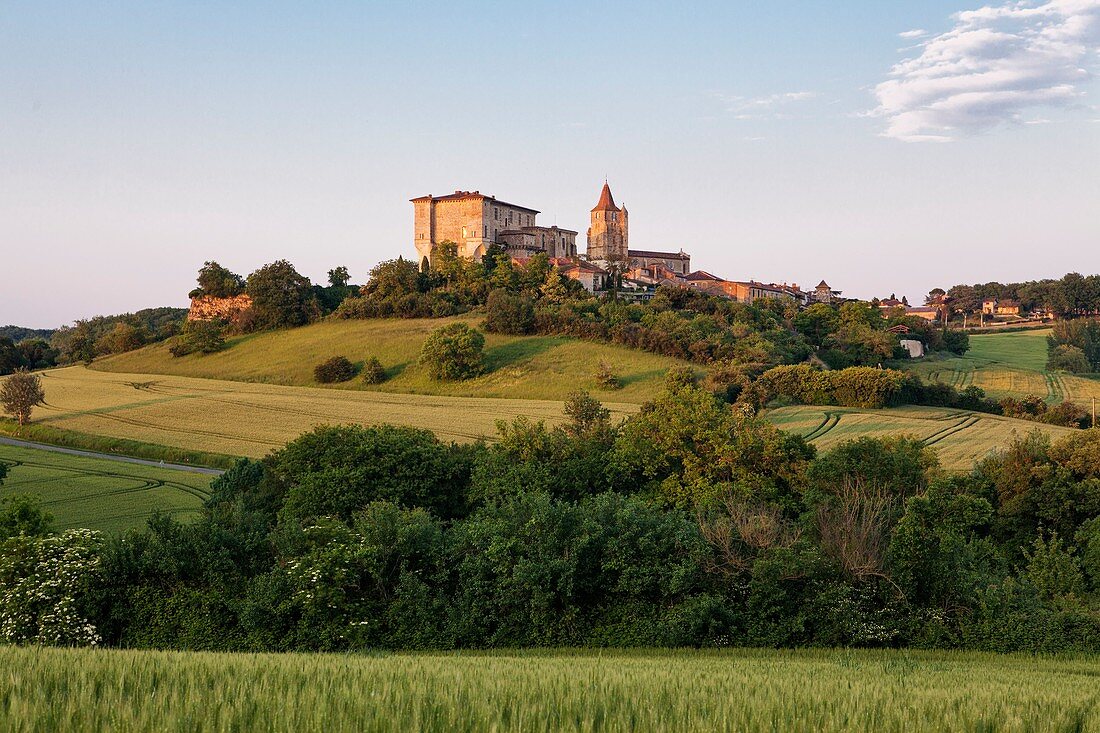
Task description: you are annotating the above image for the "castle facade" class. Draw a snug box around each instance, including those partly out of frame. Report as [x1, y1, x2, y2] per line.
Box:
[410, 190, 577, 268]
[409, 182, 689, 278]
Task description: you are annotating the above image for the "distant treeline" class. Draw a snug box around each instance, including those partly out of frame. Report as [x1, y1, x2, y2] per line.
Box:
[947, 272, 1100, 317]
[0, 307, 187, 375]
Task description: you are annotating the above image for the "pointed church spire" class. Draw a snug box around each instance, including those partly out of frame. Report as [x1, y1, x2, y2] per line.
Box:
[591, 181, 620, 212]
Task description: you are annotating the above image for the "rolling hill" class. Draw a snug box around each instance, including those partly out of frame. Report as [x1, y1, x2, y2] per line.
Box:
[907, 328, 1100, 406]
[95, 317, 696, 403]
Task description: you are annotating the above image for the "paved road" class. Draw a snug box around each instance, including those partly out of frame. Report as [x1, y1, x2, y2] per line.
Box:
[0, 436, 225, 476]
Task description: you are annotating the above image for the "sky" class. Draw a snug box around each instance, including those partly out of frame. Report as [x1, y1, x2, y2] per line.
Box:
[2, 0, 1098, 328]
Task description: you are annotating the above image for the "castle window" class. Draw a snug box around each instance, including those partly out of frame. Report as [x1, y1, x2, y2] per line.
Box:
[462, 226, 467, 238]
[484, 225, 487, 237]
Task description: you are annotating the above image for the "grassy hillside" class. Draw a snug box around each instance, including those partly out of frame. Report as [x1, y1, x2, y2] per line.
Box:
[4, 646, 1099, 733]
[31, 366, 641, 458]
[908, 328, 1100, 405]
[96, 317, 694, 403]
[767, 404, 1076, 471]
[0, 443, 210, 533]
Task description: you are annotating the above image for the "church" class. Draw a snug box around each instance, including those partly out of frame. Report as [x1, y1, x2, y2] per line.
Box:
[410, 182, 690, 276]
[585, 182, 690, 275]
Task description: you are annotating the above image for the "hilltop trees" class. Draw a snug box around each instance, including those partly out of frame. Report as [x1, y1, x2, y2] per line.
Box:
[191, 261, 245, 299]
[244, 260, 319, 331]
[1, 370, 45, 426]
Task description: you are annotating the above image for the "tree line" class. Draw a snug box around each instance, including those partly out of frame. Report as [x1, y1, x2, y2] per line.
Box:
[947, 272, 1100, 318]
[2, 373, 1099, 653]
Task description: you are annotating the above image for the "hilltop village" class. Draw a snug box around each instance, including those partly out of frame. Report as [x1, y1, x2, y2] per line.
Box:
[412, 182, 844, 308]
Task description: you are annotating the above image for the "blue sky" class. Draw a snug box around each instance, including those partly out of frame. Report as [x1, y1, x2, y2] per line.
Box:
[2, 1, 1098, 327]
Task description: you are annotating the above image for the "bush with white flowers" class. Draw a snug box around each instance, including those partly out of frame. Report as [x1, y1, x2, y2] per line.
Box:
[0, 529, 105, 646]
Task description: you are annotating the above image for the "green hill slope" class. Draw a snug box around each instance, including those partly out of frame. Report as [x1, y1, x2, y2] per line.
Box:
[96, 317, 693, 403]
[907, 328, 1100, 406]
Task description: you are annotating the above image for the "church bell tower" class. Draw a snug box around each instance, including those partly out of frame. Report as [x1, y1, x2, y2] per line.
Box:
[586, 182, 628, 264]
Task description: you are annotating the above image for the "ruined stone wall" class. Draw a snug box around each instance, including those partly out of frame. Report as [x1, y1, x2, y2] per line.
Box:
[187, 294, 253, 323]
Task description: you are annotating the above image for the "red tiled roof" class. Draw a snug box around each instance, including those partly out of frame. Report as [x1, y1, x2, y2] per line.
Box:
[684, 270, 723, 282]
[410, 190, 540, 214]
[591, 182, 620, 212]
[629, 249, 690, 261]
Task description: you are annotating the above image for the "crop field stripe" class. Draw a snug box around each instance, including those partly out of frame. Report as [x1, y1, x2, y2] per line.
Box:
[923, 416, 982, 447]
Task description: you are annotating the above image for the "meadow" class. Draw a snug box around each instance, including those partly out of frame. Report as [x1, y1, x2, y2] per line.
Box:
[28, 366, 641, 458]
[766, 403, 1075, 470]
[908, 328, 1100, 405]
[96, 316, 693, 402]
[0, 442, 211, 533]
[2, 646, 1099, 733]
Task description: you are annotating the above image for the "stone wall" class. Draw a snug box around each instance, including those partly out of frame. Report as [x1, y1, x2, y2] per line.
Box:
[187, 294, 253, 323]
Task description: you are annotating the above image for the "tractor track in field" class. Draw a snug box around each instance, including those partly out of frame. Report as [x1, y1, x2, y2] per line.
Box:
[0, 455, 213, 501]
[803, 412, 841, 442]
[923, 416, 982, 447]
[140, 384, 493, 442]
[38, 402, 285, 449]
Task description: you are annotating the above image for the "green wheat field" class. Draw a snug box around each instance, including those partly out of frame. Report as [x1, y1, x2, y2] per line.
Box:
[0, 443, 211, 533]
[2, 646, 1098, 732]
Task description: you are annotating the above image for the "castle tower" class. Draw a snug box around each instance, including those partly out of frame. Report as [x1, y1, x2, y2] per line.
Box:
[586, 182, 628, 263]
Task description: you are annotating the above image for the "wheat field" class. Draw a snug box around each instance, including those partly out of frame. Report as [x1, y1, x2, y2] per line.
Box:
[2, 646, 1098, 733]
[30, 366, 641, 458]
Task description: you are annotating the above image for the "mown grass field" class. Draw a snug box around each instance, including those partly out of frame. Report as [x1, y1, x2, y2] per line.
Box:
[2, 646, 1099, 733]
[909, 328, 1100, 405]
[30, 366, 641, 458]
[97, 316, 693, 403]
[0, 443, 211, 533]
[767, 404, 1075, 470]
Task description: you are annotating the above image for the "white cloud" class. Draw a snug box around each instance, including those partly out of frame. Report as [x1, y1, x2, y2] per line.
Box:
[899, 29, 929, 39]
[871, 0, 1100, 141]
[714, 91, 817, 119]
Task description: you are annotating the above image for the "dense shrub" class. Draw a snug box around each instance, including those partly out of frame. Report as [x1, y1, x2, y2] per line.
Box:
[1048, 344, 1091, 373]
[483, 289, 535, 335]
[313, 356, 357, 384]
[595, 360, 621, 389]
[169, 320, 226, 357]
[419, 323, 485, 380]
[361, 357, 386, 384]
[7, 378, 1100, 654]
[754, 365, 908, 409]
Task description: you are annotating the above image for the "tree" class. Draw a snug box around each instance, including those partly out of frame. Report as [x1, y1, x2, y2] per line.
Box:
[0, 495, 54, 541]
[193, 261, 245, 298]
[484, 289, 535, 334]
[327, 266, 351, 288]
[419, 323, 485, 380]
[1, 370, 45, 426]
[245, 260, 319, 330]
[169, 320, 226, 356]
[95, 322, 146, 355]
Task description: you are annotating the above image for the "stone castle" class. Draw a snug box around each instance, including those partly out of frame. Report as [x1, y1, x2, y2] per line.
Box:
[410, 182, 689, 275]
